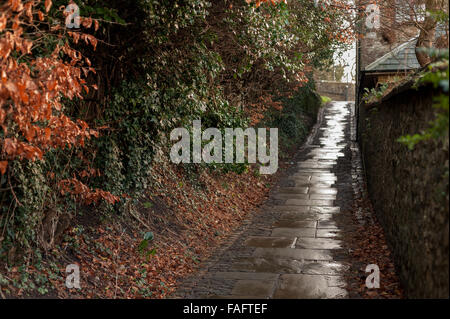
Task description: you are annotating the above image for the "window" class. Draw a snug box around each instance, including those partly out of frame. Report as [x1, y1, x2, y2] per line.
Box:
[395, 0, 426, 23]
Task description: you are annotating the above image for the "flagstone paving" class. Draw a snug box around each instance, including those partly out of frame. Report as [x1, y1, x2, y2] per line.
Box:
[174, 101, 354, 299]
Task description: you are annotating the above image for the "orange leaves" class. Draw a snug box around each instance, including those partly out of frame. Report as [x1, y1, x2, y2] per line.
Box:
[46, 79, 57, 91]
[68, 28, 99, 51]
[45, 0, 52, 13]
[79, 167, 100, 179]
[247, 93, 286, 125]
[0, 108, 6, 125]
[68, 31, 80, 44]
[38, 10, 44, 21]
[24, 2, 33, 22]
[3, 138, 17, 156]
[2, 138, 43, 161]
[24, 126, 35, 142]
[58, 178, 120, 205]
[9, 0, 24, 12]
[0, 15, 7, 32]
[22, 39, 33, 54]
[81, 33, 98, 51]
[0, 0, 111, 203]
[0, 161, 7, 175]
[246, 0, 287, 8]
[44, 127, 51, 142]
[81, 17, 93, 29]
[0, 32, 13, 60]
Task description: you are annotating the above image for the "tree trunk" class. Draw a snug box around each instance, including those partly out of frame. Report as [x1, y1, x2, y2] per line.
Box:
[415, 0, 441, 67]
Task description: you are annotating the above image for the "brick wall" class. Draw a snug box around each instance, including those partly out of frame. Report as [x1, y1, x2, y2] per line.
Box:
[358, 0, 419, 70]
[359, 84, 449, 298]
[315, 81, 355, 101]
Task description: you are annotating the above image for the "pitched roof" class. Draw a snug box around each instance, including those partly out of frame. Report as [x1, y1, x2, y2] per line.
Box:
[365, 24, 448, 72]
[365, 38, 420, 72]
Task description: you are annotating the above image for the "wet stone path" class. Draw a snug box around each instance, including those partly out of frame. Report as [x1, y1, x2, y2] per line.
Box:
[175, 102, 354, 299]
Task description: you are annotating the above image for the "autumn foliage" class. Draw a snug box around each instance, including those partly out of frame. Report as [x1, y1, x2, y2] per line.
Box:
[0, 0, 357, 298]
[245, 0, 288, 7]
[0, 0, 118, 204]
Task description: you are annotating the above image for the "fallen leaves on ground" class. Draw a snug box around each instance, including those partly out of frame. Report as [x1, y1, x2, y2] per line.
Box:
[1, 160, 282, 299]
[343, 195, 404, 299]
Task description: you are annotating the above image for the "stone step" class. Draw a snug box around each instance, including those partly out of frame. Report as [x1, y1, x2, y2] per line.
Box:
[273, 193, 335, 200]
[310, 206, 340, 214]
[295, 238, 342, 250]
[244, 236, 296, 248]
[271, 228, 315, 237]
[272, 274, 348, 299]
[284, 199, 334, 206]
[309, 188, 338, 195]
[272, 220, 317, 228]
[252, 247, 334, 261]
[272, 205, 311, 212]
[276, 187, 309, 194]
[279, 212, 334, 221]
[316, 229, 341, 238]
[231, 258, 349, 276]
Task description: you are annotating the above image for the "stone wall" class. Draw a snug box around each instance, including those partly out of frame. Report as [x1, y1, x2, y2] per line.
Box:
[359, 84, 449, 298]
[316, 81, 355, 101]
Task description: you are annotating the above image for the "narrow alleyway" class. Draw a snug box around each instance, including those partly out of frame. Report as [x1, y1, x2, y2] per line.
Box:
[175, 101, 357, 298]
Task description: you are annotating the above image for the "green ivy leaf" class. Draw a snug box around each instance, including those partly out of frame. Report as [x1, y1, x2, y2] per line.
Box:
[143, 231, 154, 241]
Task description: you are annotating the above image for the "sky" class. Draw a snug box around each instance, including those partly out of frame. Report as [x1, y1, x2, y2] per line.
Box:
[336, 42, 357, 83]
[335, 0, 357, 83]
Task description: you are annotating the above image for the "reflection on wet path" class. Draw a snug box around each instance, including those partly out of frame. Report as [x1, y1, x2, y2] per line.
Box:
[176, 102, 352, 299]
